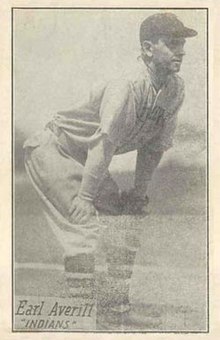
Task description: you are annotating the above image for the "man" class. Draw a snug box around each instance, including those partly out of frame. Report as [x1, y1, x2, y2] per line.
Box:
[24, 12, 197, 328]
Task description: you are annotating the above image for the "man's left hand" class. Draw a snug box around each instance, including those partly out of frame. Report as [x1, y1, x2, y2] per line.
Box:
[120, 189, 149, 215]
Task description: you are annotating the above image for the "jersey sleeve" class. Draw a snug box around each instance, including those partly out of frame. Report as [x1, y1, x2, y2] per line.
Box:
[98, 78, 136, 146]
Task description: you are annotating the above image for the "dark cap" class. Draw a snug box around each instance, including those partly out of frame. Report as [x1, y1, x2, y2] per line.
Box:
[140, 13, 197, 43]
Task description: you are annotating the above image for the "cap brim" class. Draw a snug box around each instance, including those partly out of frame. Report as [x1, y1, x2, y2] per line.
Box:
[180, 26, 198, 38]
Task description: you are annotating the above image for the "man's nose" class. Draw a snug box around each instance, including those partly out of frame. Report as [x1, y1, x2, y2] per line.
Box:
[175, 47, 185, 56]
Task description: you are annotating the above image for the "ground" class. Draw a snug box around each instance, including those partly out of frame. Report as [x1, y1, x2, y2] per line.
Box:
[14, 143, 207, 332]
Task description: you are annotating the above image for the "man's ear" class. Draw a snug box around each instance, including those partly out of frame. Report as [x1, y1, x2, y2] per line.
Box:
[142, 40, 153, 58]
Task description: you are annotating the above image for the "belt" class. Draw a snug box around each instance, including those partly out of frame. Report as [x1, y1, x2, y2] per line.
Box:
[45, 120, 62, 138]
[45, 121, 87, 163]
[45, 120, 72, 156]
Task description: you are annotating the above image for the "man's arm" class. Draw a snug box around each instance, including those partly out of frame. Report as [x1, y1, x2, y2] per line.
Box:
[70, 78, 134, 223]
[134, 146, 164, 199]
[69, 135, 117, 223]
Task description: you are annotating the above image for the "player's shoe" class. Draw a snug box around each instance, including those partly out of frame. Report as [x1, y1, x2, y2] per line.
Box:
[97, 301, 162, 330]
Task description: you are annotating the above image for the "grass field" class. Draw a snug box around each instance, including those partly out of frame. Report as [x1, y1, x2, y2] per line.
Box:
[14, 143, 208, 331]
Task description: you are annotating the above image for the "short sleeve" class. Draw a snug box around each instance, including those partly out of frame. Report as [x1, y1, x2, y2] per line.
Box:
[99, 79, 136, 146]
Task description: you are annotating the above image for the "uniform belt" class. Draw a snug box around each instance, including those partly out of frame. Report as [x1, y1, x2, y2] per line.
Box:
[45, 121, 86, 163]
[46, 120, 72, 155]
[46, 120, 62, 137]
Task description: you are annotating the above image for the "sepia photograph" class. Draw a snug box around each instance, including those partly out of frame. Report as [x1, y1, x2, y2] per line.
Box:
[13, 7, 208, 332]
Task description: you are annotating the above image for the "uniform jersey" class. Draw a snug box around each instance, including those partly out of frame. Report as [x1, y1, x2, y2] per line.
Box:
[45, 58, 184, 157]
[24, 58, 184, 158]
[23, 58, 185, 258]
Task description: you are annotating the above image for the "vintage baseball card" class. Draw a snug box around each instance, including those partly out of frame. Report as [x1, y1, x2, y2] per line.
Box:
[0, 0, 219, 339]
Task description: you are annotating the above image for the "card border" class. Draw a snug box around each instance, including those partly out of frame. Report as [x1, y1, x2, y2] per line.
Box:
[11, 6, 209, 334]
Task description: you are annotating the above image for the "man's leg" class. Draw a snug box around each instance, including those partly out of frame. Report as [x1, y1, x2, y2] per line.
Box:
[96, 244, 138, 329]
[95, 214, 141, 329]
[24, 129, 102, 300]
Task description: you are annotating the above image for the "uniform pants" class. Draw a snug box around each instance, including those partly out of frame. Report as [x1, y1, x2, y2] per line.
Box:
[24, 128, 140, 309]
[24, 128, 120, 257]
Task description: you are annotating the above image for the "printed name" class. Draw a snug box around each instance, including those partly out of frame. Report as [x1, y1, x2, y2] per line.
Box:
[15, 299, 94, 317]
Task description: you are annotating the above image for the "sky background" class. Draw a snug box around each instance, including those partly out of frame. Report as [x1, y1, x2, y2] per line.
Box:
[14, 9, 207, 138]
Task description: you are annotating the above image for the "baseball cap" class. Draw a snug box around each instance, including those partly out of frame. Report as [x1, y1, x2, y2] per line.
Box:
[140, 13, 198, 43]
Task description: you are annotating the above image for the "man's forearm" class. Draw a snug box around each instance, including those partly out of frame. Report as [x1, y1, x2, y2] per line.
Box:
[78, 136, 116, 201]
[134, 148, 163, 198]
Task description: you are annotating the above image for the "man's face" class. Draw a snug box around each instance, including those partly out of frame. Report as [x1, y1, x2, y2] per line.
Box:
[151, 36, 186, 73]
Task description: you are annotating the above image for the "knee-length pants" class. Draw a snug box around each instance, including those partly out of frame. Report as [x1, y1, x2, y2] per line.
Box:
[24, 128, 119, 257]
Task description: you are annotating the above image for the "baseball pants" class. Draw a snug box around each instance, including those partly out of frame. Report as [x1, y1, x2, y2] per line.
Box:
[24, 127, 120, 257]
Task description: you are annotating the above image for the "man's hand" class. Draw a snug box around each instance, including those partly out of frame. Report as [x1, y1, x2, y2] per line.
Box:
[69, 196, 97, 224]
[120, 189, 149, 215]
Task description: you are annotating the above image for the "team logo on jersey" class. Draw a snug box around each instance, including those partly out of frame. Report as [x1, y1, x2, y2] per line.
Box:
[137, 103, 166, 124]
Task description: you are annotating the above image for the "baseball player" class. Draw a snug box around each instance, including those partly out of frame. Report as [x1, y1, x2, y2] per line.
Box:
[24, 13, 197, 328]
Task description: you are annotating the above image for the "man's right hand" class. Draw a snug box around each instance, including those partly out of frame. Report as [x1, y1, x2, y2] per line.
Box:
[69, 196, 97, 224]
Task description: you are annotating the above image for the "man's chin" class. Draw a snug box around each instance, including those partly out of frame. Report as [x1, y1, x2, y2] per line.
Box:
[169, 65, 181, 74]
[172, 63, 182, 73]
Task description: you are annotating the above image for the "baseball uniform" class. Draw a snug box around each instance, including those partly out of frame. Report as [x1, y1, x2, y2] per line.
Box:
[24, 56, 184, 266]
